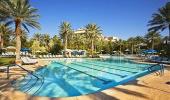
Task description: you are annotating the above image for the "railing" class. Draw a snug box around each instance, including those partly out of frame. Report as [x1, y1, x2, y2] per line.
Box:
[7, 64, 39, 79]
[6, 64, 44, 95]
[147, 63, 164, 76]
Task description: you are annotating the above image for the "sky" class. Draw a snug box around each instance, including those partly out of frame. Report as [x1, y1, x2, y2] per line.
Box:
[29, 0, 168, 40]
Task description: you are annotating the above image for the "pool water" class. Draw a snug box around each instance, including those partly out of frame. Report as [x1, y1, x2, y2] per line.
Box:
[13, 56, 155, 98]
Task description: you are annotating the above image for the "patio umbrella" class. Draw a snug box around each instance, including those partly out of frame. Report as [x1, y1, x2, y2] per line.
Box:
[1, 48, 7, 50]
[6, 46, 16, 52]
[0, 48, 7, 53]
[6, 46, 16, 49]
[125, 49, 130, 52]
[21, 48, 31, 55]
[143, 49, 157, 54]
[113, 51, 117, 53]
[36, 50, 41, 53]
[20, 48, 30, 52]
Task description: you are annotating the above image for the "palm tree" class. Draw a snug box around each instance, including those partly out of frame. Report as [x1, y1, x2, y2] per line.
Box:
[20, 30, 30, 48]
[33, 33, 42, 41]
[145, 31, 161, 49]
[73, 33, 86, 50]
[85, 24, 101, 57]
[127, 37, 135, 54]
[0, 23, 12, 48]
[42, 34, 50, 51]
[0, 0, 40, 63]
[148, 2, 170, 40]
[134, 36, 145, 53]
[59, 22, 72, 56]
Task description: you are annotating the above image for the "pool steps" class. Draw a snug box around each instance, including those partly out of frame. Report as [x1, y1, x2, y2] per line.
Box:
[7, 64, 44, 95]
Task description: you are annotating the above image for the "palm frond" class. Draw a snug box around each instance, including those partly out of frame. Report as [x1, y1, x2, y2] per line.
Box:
[22, 23, 29, 32]
[5, 20, 14, 26]
[148, 2, 170, 34]
[0, 0, 41, 32]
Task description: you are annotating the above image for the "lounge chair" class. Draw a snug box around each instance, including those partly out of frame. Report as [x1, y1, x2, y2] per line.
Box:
[21, 57, 38, 64]
[32, 55, 36, 59]
[0, 67, 7, 72]
[49, 55, 53, 58]
[39, 55, 42, 58]
[26, 57, 37, 62]
[46, 55, 49, 58]
[150, 56, 170, 64]
[161, 61, 170, 64]
[44, 55, 47, 58]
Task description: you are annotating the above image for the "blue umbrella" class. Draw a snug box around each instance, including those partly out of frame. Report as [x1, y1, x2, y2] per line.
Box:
[20, 48, 31, 52]
[143, 49, 157, 54]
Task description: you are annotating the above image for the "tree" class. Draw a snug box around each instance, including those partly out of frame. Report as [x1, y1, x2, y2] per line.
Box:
[59, 22, 72, 56]
[72, 33, 86, 50]
[127, 37, 135, 54]
[0, 0, 40, 63]
[85, 24, 102, 57]
[31, 40, 46, 54]
[134, 36, 145, 53]
[161, 36, 170, 57]
[49, 39, 54, 50]
[148, 2, 170, 40]
[107, 40, 114, 54]
[42, 34, 50, 51]
[33, 33, 42, 41]
[50, 35, 63, 54]
[31, 40, 41, 54]
[95, 38, 104, 53]
[20, 30, 30, 48]
[145, 31, 161, 49]
[0, 23, 12, 48]
[114, 39, 125, 54]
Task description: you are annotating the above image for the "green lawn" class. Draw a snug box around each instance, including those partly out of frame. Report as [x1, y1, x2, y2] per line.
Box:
[0, 57, 15, 66]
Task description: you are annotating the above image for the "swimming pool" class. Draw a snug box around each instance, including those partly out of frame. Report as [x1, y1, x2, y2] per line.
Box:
[13, 56, 156, 98]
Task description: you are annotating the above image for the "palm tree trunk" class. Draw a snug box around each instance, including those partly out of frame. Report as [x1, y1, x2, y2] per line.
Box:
[78, 43, 79, 50]
[120, 45, 122, 54]
[1, 39, 3, 48]
[152, 39, 154, 49]
[138, 45, 141, 54]
[0, 33, 3, 48]
[91, 39, 94, 57]
[64, 35, 67, 57]
[15, 20, 22, 64]
[131, 44, 133, 54]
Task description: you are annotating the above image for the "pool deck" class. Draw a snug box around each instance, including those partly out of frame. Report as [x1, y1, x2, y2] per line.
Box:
[0, 59, 170, 100]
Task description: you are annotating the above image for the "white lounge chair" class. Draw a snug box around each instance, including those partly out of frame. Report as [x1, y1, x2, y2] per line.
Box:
[39, 55, 42, 58]
[21, 57, 38, 64]
[46, 55, 50, 58]
[42, 55, 46, 58]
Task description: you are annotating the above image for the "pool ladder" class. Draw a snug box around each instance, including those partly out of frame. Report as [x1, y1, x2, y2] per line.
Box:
[147, 63, 164, 76]
[6, 64, 44, 95]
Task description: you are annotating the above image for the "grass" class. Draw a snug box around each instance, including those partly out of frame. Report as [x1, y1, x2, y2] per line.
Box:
[0, 57, 15, 66]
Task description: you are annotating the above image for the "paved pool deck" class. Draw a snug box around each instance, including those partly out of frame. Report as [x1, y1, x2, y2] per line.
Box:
[0, 59, 170, 100]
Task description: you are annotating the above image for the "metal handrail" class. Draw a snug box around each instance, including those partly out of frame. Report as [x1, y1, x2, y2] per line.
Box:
[7, 64, 39, 79]
[6, 64, 44, 95]
[147, 63, 164, 76]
